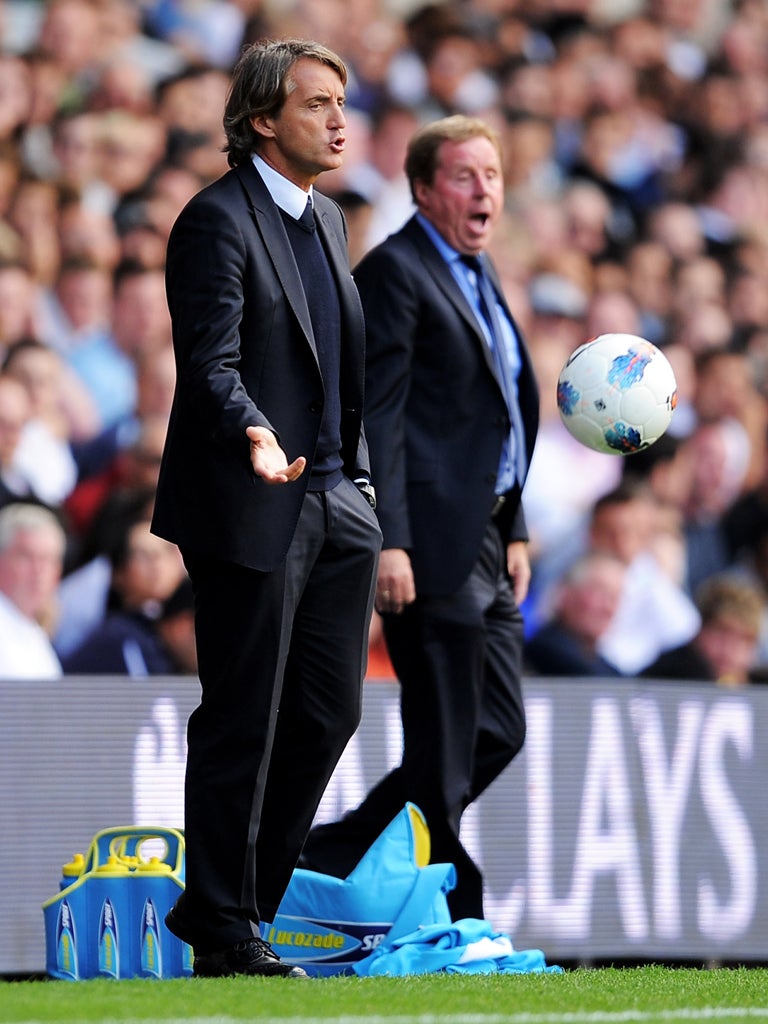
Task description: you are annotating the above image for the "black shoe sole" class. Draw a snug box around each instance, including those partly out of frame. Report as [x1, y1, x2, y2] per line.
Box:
[193, 955, 308, 978]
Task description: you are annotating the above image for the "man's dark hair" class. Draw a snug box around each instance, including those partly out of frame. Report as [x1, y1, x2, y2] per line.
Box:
[223, 39, 347, 168]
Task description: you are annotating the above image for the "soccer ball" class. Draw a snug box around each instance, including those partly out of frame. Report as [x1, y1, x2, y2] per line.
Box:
[556, 333, 678, 455]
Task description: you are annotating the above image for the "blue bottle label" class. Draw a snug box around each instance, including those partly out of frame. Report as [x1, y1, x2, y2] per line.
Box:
[98, 897, 119, 978]
[56, 899, 78, 980]
[140, 897, 162, 978]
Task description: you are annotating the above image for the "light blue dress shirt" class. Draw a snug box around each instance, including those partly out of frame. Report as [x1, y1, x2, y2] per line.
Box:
[416, 214, 525, 493]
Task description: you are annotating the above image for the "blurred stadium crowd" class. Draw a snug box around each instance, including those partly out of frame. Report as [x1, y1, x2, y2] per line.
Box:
[2, 0, 768, 683]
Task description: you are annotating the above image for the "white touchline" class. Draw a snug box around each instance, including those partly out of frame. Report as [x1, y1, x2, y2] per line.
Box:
[13, 1010, 768, 1024]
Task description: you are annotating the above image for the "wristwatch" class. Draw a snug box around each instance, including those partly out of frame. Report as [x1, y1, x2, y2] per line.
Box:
[355, 480, 377, 511]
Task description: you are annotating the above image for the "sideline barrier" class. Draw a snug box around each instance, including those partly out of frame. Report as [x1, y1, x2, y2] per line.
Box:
[2, 677, 768, 974]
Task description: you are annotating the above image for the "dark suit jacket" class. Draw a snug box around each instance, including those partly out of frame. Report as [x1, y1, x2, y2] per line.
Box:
[151, 161, 369, 571]
[355, 215, 539, 595]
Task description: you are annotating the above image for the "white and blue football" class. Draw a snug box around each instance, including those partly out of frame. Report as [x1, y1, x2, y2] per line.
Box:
[557, 333, 678, 455]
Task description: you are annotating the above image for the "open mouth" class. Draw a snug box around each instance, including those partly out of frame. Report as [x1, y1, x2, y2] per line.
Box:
[330, 137, 345, 153]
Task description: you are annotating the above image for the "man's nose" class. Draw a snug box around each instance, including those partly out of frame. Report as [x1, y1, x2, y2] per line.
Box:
[473, 173, 491, 195]
[330, 103, 346, 127]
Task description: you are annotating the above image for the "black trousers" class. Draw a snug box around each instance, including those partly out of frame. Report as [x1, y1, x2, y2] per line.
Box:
[174, 476, 381, 954]
[302, 519, 526, 920]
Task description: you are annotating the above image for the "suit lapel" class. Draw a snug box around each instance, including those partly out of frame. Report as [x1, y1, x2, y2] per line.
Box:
[234, 163, 317, 357]
[404, 217, 539, 456]
[315, 199, 366, 406]
[315, 205, 346, 281]
[404, 218, 498, 378]
[315, 202, 366, 344]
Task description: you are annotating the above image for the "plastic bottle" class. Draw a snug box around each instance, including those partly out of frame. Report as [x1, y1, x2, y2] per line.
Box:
[135, 856, 174, 977]
[94, 855, 131, 978]
[60, 852, 86, 890]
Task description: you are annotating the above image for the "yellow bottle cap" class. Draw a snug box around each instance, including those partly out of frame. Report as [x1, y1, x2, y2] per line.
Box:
[96, 854, 132, 875]
[62, 852, 86, 876]
[136, 856, 172, 874]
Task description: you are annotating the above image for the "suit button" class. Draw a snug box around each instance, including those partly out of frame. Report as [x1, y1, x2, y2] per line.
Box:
[486, 473, 497, 485]
[308, 401, 322, 414]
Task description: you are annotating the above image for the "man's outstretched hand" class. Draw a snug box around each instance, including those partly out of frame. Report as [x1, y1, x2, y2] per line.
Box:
[246, 425, 306, 483]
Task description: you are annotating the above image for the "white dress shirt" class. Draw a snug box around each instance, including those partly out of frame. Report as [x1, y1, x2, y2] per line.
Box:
[0, 592, 62, 679]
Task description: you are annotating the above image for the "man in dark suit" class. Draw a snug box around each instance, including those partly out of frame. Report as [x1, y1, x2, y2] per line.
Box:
[151, 39, 381, 977]
[301, 115, 539, 921]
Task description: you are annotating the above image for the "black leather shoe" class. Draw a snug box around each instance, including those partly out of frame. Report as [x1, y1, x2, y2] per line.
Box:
[193, 937, 308, 978]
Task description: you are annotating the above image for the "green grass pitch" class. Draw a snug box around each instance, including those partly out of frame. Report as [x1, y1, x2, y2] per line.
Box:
[3, 966, 768, 1024]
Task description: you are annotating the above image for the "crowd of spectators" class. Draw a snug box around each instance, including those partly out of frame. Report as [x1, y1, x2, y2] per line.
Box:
[1, 0, 768, 683]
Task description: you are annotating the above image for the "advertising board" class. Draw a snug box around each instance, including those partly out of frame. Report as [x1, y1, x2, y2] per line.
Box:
[2, 677, 766, 974]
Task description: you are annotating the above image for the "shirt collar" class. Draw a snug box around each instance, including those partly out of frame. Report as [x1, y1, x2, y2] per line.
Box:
[415, 213, 485, 270]
[252, 153, 313, 220]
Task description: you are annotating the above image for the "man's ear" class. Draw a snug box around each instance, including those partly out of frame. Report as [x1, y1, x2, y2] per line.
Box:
[251, 114, 275, 140]
[413, 179, 430, 209]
